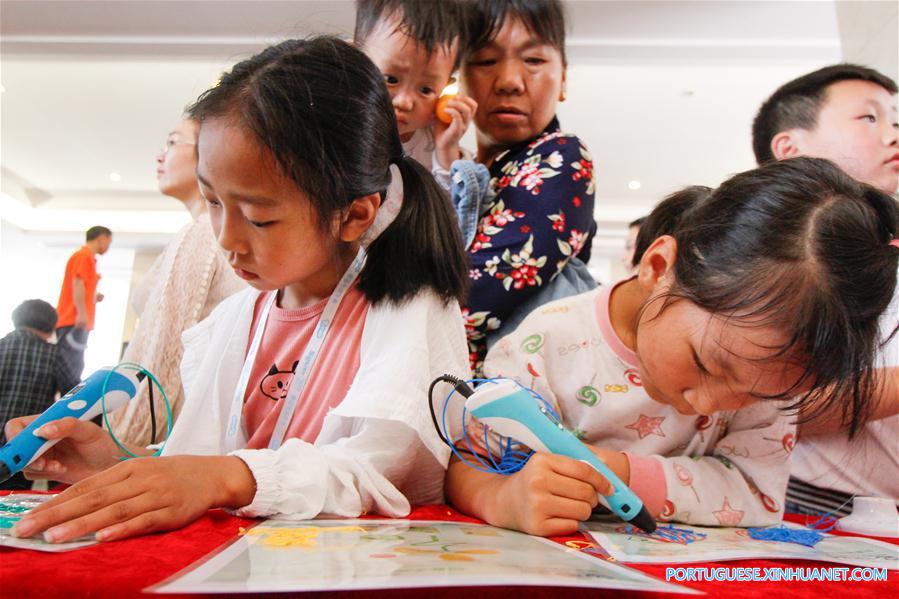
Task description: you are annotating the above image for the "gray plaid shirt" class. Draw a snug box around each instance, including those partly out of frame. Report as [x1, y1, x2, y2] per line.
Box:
[0, 329, 83, 445]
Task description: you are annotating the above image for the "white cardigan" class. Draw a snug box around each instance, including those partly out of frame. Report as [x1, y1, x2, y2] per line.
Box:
[162, 287, 470, 519]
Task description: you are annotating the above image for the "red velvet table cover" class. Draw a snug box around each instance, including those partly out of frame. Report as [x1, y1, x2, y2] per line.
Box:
[1, 495, 896, 598]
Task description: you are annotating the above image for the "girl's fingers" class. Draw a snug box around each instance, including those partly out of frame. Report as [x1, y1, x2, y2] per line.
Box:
[546, 455, 613, 496]
[37, 491, 158, 544]
[95, 507, 174, 542]
[546, 473, 602, 506]
[540, 517, 585, 537]
[541, 494, 596, 523]
[13, 471, 141, 537]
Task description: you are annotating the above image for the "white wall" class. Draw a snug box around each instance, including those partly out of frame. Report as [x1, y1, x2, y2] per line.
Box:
[0, 218, 134, 377]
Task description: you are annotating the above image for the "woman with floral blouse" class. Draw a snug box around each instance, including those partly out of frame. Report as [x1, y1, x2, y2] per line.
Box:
[461, 0, 597, 372]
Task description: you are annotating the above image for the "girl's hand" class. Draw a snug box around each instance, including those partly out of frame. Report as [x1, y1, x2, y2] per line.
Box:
[433, 95, 478, 170]
[489, 453, 613, 537]
[11, 455, 256, 543]
[3, 415, 124, 484]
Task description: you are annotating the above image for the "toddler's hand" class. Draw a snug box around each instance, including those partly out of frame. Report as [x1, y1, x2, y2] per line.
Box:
[433, 95, 478, 170]
[491, 452, 612, 537]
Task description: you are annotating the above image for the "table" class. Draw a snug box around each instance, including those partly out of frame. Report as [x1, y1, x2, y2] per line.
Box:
[1, 496, 896, 598]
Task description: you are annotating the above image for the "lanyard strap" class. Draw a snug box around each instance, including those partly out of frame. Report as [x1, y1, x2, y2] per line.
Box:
[225, 247, 367, 452]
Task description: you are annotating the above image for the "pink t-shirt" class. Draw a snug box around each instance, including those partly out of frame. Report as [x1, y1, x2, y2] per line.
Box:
[242, 286, 370, 449]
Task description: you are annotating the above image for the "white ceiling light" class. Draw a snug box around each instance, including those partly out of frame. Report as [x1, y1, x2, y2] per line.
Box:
[628, 180, 641, 191]
[108, 172, 122, 182]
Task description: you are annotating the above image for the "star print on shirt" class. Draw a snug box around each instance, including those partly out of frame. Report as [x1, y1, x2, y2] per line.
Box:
[713, 497, 745, 526]
[625, 414, 666, 439]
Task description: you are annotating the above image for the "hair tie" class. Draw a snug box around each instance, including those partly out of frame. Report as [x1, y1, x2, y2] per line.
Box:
[890, 239, 899, 249]
[359, 163, 404, 247]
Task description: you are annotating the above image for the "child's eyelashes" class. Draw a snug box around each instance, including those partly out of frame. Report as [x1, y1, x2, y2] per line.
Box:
[418, 86, 436, 96]
[691, 348, 711, 377]
[248, 219, 275, 228]
[383, 74, 398, 85]
[860, 114, 877, 123]
[524, 57, 547, 65]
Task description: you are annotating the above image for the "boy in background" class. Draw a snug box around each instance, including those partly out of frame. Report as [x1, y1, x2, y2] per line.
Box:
[0, 300, 83, 489]
[354, 0, 477, 180]
[752, 63, 899, 515]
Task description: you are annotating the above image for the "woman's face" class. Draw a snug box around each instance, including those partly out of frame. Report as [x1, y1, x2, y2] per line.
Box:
[462, 17, 565, 150]
[156, 118, 200, 201]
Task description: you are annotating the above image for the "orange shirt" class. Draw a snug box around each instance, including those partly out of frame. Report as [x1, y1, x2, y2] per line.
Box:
[56, 245, 100, 330]
[242, 287, 370, 449]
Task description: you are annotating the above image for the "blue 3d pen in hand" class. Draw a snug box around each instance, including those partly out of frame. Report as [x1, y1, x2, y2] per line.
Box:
[466, 379, 657, 533]
[0, 367, 143, 484]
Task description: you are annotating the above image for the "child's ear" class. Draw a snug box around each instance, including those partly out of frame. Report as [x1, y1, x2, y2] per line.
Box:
[770, 130, 802, 160]
[636, 235, 677, 291]
[338, 193, 382, 243]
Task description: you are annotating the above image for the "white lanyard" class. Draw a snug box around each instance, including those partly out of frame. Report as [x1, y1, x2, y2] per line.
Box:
[224, 247, 367, 452]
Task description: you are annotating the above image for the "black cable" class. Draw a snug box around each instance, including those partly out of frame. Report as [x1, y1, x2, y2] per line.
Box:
[428, 374, 477, 455]
[148, 378, 157, 445]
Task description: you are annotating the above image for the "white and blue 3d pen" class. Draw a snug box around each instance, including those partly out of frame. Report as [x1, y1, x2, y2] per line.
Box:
[466, 379, 657, 533]
[0, 367, 143, 484]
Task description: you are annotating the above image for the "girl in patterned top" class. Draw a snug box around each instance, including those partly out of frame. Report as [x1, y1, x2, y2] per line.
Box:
[461, 0, 597, 373]
[447, 157, 899, 536]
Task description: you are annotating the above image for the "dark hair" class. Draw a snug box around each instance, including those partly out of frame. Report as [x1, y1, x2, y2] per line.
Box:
[188, 37, 467, 306]
[632, 186, 712, 267]
[752, 63, 898, 165]
[628, 217, 646, 229]
[12, 299, 58, 334]
[354, 0, 467, 71]
[465, 0, 568, 65]
[655, 157, 898, 436]
[86, 226, 111, 241]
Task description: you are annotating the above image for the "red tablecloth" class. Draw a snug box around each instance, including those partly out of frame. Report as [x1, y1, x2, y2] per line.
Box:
[1, 496, 896, 598]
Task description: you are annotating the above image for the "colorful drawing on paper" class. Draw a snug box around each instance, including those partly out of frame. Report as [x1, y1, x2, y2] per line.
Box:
[0, 493, 97, 552]
[153, 519, 696, 594]
[584, 520, 898, 570]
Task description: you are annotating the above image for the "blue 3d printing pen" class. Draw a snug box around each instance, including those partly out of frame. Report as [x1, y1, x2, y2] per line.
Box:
[466, 379, 657, 533]
[0, 367, 143, 484]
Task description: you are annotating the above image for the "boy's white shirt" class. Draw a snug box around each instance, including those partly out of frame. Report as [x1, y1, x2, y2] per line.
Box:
[483, 288, 795, 527]
[790, 267, 899, 504]
[163, 287, 469, 519]
[402, 126, 472, 191]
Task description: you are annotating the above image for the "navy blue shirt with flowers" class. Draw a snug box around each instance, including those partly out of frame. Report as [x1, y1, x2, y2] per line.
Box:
[464, 117, 596, 372]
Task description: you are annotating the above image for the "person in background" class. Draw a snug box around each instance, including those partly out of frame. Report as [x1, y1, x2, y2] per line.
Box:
[752, 63, 899, 516]
[621, 216, 645, 275]
[0, 300, 83, 489]
[354, 0, 476, 182]
[55, 225, 112, 377]
[107, 117, 245, 446]
[461, 0, 597, 373]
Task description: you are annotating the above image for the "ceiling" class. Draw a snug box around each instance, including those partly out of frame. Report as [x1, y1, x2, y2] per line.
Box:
[0, 0, 846, 254]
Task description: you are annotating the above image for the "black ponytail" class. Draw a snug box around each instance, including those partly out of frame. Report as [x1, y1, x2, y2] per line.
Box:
[187, 36, 467, 306]
[361, 155, 468, 304]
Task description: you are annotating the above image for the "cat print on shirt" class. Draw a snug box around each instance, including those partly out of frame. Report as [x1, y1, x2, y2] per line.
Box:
[259, 360, 298, 401]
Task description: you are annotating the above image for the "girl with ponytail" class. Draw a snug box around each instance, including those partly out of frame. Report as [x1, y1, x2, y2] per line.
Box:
[7, 36, 469, 543]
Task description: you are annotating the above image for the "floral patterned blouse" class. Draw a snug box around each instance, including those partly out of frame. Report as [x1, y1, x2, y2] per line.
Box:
[464, 117, 596, 372]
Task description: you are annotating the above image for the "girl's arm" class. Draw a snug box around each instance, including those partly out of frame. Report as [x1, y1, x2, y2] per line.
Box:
[464, 134, 596, 369]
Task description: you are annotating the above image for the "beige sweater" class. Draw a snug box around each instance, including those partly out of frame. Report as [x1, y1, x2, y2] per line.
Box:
[108, 215, 245, 445]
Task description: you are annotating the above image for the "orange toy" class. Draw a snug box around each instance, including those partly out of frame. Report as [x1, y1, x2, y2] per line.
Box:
[435, 93, 457, 124]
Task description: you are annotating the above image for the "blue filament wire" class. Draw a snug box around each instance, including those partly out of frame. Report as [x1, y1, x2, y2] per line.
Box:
[100, 362, 173, 459]
[439, 378, 559, 475]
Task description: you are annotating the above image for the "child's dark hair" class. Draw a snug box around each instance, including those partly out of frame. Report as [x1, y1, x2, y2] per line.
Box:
[188, 36, 468, 306]
[660, 157, 898, 436]
[632, 186, 712, 268]
[752, 63, 898, 165]
[354, 0, 467, 71]
[465, 0, 568, 66]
